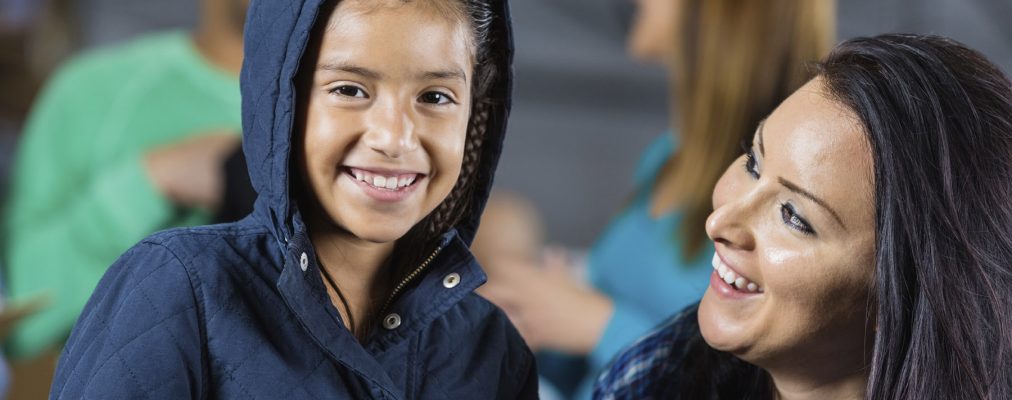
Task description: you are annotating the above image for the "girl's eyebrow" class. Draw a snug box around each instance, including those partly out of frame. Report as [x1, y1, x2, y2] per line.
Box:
[419, 68, 467, 83]
[317, 61, 466, 83]
[318, 62, 381, 79]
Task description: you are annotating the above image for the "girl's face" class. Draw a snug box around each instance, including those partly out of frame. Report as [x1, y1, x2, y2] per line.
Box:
[698, 78, 878, 371]
[300, 0, 473, 243]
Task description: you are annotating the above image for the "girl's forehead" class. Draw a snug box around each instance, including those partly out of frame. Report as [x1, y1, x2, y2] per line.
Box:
[325, 0, 466, 29]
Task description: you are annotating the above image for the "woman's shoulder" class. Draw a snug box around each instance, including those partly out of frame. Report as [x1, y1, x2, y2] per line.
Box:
[593, 303, 699, 399]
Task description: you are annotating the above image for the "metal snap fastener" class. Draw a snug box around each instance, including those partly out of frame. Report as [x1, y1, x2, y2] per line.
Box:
[442, 272, 461, 289]
[383, 313, 402, 330]
[299, 252, 309, 272]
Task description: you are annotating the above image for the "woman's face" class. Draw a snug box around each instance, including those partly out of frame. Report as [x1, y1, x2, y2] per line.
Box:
[626, 0, 680, 63]
[698, 78, 877, 370]
[299, 0, 473, 243]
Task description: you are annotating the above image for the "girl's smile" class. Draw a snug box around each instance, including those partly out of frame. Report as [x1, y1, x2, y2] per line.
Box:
[341, 166, 426, 203]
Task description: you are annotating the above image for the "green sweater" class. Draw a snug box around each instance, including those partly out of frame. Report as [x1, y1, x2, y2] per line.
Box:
[3, 31, 240, 359]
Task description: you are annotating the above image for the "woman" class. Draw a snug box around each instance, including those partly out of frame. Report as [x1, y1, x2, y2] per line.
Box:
[49, 0, 537, 398]
[595, 34, 1012, 399]
[480, 1, 834, 397]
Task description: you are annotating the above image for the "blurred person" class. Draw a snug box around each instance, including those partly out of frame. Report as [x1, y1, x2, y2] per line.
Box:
[49, 0, 537, 398]
[596, 34, 1012, 400]
[480, 0, 835, 397]
[472, 190, 546, 269]
[2, 0, 250, 361]
[473, 190, 565, 400]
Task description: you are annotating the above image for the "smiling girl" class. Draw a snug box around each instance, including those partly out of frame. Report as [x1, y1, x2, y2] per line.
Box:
[595, 34, 1012, 400]
[49, 0, 536, 398]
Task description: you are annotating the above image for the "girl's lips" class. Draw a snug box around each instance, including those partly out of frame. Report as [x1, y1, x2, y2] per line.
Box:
[343, 168, 424, 203]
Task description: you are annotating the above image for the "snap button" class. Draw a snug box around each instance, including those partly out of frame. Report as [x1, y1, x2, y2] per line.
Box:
[383, 313, 402, 330]
[442, 272, 461, 288]
[299, 252, 309, 272]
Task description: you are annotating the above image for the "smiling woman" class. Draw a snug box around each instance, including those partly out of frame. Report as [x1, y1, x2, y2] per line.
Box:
[594, 34, 1012, 400]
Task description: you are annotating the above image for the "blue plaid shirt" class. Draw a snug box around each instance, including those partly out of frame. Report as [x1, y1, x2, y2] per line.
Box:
[593, 304, 700, 400]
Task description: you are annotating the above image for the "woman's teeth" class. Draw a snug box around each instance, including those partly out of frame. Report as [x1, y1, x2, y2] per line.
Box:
[352, 170, 417, 190]
[712, 253, 763, 293]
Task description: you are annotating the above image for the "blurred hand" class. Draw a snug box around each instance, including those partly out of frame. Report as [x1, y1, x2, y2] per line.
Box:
[144, 132, 241, 211]
[478, 248, 613, 355]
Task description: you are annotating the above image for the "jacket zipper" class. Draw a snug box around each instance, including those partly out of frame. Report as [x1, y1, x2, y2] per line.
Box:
[380, 245, 444, 316]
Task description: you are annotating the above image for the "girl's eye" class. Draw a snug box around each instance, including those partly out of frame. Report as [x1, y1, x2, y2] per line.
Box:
[331, 85, 368, 98]
[741, 141, 760, 179]
[419, 91, 455, 105]
[780, 202, 816, 236]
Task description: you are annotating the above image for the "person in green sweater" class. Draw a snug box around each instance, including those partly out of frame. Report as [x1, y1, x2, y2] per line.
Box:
[3, 0, 249, 360]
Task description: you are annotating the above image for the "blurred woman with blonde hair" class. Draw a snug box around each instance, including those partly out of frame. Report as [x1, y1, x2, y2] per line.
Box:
[480, 1, 836, 398]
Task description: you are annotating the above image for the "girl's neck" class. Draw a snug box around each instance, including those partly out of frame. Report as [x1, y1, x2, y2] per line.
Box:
[309, 224, 395, 341]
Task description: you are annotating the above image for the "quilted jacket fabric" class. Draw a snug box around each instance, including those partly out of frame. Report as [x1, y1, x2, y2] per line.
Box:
[49, 0, 538, 398]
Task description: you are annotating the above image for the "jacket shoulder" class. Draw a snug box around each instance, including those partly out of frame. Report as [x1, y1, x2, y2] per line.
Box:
[423, 293, 539, 399]
[52, 239, 208, 399]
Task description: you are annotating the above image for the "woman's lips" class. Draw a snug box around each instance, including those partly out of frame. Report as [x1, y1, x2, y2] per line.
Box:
[710, 251, 763, 296]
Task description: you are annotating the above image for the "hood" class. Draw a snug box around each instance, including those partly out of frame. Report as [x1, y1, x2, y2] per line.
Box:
[240, 0, 514, 251]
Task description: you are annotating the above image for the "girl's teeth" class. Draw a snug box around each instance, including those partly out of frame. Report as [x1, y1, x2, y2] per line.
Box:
[353, 169, 418, 190]
[734, 277, 747, 289]
[747, 282, 758, 292]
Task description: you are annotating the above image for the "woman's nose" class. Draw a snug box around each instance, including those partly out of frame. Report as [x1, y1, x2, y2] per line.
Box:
[706, 194, 758, 251]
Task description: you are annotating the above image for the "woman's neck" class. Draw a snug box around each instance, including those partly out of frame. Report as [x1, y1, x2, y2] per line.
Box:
[766, 364, 868, 400]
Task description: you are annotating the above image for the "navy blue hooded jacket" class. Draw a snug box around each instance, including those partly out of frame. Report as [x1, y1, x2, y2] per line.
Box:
[50, 0, 537, 398]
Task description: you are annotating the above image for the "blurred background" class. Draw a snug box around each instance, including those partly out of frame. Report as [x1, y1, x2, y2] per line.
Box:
[2, 0, 1010, 247]
[0, 0, 1009, 398]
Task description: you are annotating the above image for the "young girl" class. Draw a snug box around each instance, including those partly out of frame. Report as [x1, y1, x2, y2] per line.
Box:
[50, 0, 537, 398]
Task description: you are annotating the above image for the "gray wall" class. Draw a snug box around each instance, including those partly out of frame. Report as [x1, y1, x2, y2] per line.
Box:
[73, 0, 1012, 247]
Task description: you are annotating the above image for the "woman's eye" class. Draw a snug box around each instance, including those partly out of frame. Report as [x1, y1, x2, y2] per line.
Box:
[780, 202, 816, 236]
[419, 91, 455, 105]
[331, 85, 368, 98]
[742, 147, 760, 180]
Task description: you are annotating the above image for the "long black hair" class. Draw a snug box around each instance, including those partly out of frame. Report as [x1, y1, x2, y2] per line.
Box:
[671, 34, 1012, 399]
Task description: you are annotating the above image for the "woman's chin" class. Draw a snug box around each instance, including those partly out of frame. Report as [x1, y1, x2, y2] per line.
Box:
[698, 291, 753, 355]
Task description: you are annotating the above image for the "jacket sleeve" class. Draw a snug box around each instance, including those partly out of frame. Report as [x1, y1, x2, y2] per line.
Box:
[49, 240, 206, 400]
[4, 58, 176, 358]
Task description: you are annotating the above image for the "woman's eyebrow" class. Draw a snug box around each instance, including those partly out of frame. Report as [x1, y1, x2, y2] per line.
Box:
[777, 177, 848, 230]
[757, 118, 768, 156]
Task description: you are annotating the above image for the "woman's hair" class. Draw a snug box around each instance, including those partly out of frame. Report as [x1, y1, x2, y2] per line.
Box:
[672, 34, 1012, 399]
[821, 34, 1012, 399]
[667, 0, 835, 259]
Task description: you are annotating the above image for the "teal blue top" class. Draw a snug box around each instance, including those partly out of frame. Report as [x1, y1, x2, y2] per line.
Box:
[576, 133, 714, 398]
